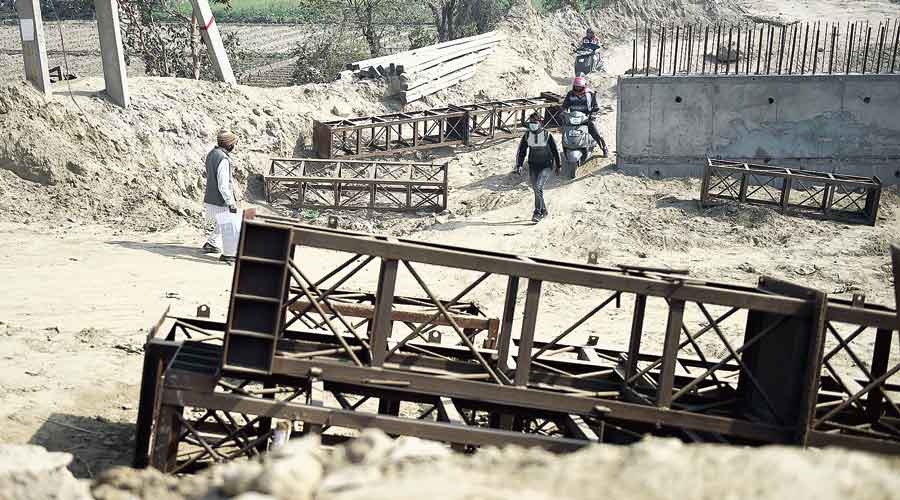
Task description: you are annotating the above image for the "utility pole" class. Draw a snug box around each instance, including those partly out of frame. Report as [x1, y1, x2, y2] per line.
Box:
[14, 0, 51, 95]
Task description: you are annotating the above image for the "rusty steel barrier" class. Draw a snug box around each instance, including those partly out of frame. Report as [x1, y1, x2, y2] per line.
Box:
[700, 159, 883, 225]
[133, 214, 900, 472]
[312, 93, 564, 159]
[264, 158, 449, 213]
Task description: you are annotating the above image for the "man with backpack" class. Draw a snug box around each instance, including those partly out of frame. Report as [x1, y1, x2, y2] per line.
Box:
[562, 76, 609, 157]
[515, 112, 561, 223]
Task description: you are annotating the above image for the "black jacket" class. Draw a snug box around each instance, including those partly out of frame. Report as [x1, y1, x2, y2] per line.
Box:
[562, 90, 600, 115]
[516, 129, 560, 170]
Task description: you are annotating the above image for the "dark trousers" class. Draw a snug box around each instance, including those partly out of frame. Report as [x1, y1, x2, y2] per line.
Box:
[528, 165, 552, 215]
[587, 120, 607, 152]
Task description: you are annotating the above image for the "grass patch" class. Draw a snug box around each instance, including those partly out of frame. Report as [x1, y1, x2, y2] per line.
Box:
[173, 0, 429, 24]
[175, 0, 337, 23]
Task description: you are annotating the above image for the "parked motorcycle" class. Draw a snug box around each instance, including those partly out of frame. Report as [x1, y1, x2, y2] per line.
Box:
[573, 42, 605, 76]
[560, 110, 596, 179]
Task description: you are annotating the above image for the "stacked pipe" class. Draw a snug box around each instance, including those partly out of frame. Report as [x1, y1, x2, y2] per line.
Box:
[348, 31, 505, 104]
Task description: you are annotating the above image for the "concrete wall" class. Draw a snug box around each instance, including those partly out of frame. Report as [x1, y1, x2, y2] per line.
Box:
[615, 74, 900, 183]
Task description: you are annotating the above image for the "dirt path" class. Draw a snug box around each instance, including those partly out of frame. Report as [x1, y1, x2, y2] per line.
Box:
[0, 222, 235, 476]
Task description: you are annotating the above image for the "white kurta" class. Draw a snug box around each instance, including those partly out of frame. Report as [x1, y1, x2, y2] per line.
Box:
[205, 158, 236, 251]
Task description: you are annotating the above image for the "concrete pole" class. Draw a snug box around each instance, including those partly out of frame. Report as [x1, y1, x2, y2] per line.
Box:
[94, 0, 130, 107]
[14, 0, 51, 95]
[190, 0, 236, 84]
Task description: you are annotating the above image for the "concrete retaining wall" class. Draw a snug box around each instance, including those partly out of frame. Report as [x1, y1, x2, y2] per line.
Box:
[615, 74, 900, 183]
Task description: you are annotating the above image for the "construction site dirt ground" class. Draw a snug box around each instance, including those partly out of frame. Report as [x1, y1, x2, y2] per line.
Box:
[1, 0, 900, 486]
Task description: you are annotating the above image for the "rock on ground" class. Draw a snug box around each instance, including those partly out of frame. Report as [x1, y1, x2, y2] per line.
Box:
[8, 432, 900, 500]
[0, 445, 91, 500]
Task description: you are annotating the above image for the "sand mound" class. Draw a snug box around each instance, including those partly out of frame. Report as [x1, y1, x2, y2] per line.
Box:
[57, 431, 900, 499]
[0, 2, 750, 232]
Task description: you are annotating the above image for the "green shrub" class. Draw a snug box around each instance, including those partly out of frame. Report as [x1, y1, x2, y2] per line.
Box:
[291, 26, 368, 84]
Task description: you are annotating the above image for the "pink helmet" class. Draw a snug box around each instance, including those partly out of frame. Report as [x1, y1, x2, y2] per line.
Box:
[573, 76, 587, 93]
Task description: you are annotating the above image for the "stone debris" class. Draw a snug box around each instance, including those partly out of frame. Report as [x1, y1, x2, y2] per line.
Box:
[0, 445, 92, 500]
[1, 432, 894, 500]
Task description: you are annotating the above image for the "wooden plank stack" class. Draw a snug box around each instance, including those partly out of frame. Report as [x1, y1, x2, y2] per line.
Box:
[348, 31, 505, 104]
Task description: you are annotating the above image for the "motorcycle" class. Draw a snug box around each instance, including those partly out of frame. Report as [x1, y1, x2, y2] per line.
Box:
[573, 42, 605, 76]
[560, 110, 596, 179]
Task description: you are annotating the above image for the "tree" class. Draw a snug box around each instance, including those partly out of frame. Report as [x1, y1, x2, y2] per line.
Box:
[303, 0, 424, 58]
[119, 0, 243, 79]
[291, 24, 368, 84]
[428, 0, 512, 41]
[428, 0, 459, 42]
[345, 0, 388, 57]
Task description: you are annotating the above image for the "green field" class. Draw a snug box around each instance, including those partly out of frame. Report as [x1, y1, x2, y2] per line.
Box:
[176, 0, 430, 24]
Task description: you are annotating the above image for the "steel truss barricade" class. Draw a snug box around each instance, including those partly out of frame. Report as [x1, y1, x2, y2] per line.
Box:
[264, 158, 449, 213]
[134, 214, 900, 472]
[312, 93, 564, 158]
[701, 158, 882, 225]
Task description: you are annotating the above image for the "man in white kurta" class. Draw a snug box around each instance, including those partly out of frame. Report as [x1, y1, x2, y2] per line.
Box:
[202, 130, 238, 262]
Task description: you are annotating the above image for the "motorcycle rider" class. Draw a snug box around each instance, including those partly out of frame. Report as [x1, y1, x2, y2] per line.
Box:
[562, 76, 609, 157]
[575, 28, 604, 74]
[515, 112, 561, 223]
[580, 28, 600, 48]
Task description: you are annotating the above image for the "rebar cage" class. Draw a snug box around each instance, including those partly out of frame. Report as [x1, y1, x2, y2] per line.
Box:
[628, 19, 900, 77]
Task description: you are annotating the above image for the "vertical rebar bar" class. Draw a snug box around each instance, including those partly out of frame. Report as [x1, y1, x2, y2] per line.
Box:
[633, 20, 638, 75]
[686, 24, 694, 73]
[812, 22, 821, 74]
[849, 21, 855, 72]
[841, 21, 856, 73]
[745, 23, 753, 74]
[862, 21, 870, 71]
[736, 24, 742, 75]
[829, 23, 837, 74]
[756, 24, 763, 74]
[687, 24, 694, 72]
[668, 23, 675, 74]
[875, 21, 885, 73]
[839, 22, 847, 73]
[847, 22, 856, 74]
[657, 25, 663, 76]
[673, 25, 680, 75]
[788, 23, 797, 74]
[800, 22, 810, 74]
[766, 24, 774, 74]
[714, 24, 721, 74]
[777, 25, 786, 74]
[702, 25, 709, 74]
[645, 24, 652, 76]
[859, 21, 867, 72]
[892, 18, 899, 73]
[724, 25, 732, 74]
[862, 24, 872, 73]
[844, 21, 852, 73]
